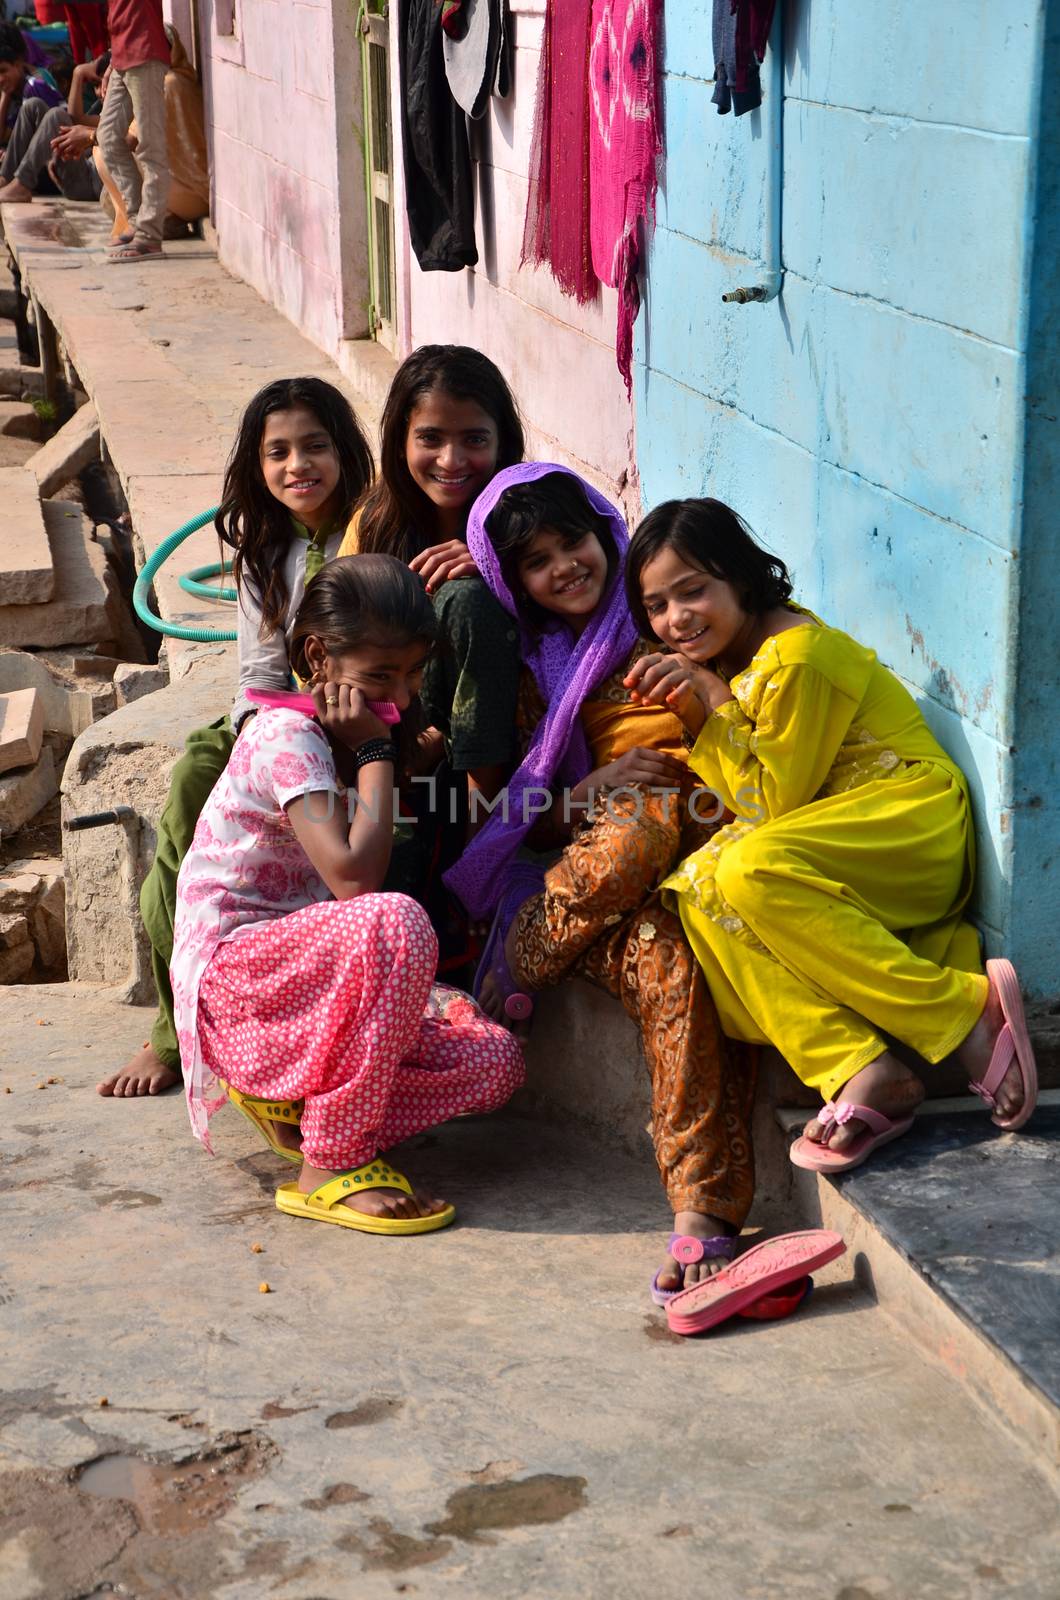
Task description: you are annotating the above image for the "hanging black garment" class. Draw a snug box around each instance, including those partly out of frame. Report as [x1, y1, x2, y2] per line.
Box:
[399, 0, 478, 271]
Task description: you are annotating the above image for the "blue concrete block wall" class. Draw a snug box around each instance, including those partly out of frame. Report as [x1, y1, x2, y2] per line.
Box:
[635, 0, 1056, 992]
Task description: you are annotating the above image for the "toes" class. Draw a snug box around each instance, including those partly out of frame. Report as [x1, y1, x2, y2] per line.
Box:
[96, 1077, 116, 1096]
[656, 1257, 682, 1291]
[804, 1118, 829, 1145]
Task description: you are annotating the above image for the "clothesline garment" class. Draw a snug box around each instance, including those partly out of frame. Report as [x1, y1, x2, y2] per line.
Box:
[711, 0, 777, 117]
[588, 0, 663, 395]
[521, 0, 597, 305]
[399, 0, 478, 270]
[662, 615, 989, 1102]
[171, 707, 523, 1165]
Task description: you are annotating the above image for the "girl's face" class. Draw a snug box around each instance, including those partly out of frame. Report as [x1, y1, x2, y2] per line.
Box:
[306, 637, 432, 712]
[260, 405, 342, 529]
[405, 390, 500, 519]
[515, 526, 610, 636]
[639, 544, 753, 665]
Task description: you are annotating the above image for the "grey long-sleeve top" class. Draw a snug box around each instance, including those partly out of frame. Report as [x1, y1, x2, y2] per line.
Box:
[231, 528, 344, 730]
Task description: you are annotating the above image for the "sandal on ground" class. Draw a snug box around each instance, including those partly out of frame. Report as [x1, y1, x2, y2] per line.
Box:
[275, 1159, 456, 1235]
[473, 861, 546, 1022]
[968, 958, 1038, 1131]
[666, 1229, 845, 1336]
[788, 1100, 915, 1173]
[226, 1085, 303, 1164]
[650, 1233, 737, 1306]
[106, 239, 164, 263]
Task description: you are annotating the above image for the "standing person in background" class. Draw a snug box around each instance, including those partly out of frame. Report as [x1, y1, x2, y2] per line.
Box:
[95, 0, 170, 262]
[63, 2, 110, 67]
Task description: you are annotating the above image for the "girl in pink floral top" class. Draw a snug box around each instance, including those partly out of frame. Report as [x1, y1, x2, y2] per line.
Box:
[171, 555, 524, 1236]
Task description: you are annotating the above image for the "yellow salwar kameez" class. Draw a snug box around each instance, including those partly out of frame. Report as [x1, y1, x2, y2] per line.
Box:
[661, 616, 989, 1101]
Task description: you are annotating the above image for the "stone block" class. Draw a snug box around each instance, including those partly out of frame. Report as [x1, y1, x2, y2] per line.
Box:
[0, 501, 112, 648]
[0, 745, 57, 834]
[0, 857, 65, 969]
[0, 938, 33, 984]
[0, 649, 115, 737]
[0, 400, 42, 440]
[62, 652, 236, 997]
[0, 466, 54, 604]
[0, 366, 44, 400]
[113, 662, 168, 706]
[25, 401, 100, 498]
[0, 687, 44, 775]
[0, 911, 30, 948]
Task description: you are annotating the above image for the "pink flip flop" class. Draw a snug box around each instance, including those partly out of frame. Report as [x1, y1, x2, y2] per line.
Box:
[968, 958, 1038, 1131]
[788, 1101, 915, 1173]
[666, 1230, 845, 1336]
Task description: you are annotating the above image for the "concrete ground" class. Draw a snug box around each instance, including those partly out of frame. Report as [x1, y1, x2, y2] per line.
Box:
[2, 984, 1057, 1600]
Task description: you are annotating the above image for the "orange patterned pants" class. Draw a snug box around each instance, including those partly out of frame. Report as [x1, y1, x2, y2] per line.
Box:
[511, 790, 757, 1224]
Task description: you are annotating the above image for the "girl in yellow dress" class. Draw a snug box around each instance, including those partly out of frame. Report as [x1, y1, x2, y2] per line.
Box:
[624, 498, 1038, 1171]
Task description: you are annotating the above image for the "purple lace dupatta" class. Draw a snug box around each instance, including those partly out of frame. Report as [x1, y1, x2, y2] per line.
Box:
[443, 462, 639, 919]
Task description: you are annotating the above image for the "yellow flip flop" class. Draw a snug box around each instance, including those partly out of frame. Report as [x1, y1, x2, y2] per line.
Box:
[226, 1086, 303, 1164]
[274, 1159, 456, 1235]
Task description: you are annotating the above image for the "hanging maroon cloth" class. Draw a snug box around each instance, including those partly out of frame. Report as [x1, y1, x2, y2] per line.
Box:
[588, 0, 663, 398]
[520, 0, 597, 305]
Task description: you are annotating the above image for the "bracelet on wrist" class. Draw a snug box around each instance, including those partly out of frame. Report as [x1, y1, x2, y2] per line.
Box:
[352, 737, 396, 772]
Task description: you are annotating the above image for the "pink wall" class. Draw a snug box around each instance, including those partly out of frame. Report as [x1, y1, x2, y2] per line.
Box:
[389, 2, 637, 510]
[196, 0, 368, 354]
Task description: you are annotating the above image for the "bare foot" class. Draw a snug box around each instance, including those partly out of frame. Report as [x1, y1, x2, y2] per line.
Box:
[97, 1041, 180, 1097]
[476, 904, 535, 1039]
[298, 1160, 449, 1221]
[271, 1117, 303, 1155]
[0, 179, 33, 204]
[655, 1211, 736, 1295]
[802, 1051, 925, 1153]
[955, 980, 1026, 1121]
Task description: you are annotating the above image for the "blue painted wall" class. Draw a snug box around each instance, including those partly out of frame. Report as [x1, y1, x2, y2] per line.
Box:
[635, 0, 1058, 992]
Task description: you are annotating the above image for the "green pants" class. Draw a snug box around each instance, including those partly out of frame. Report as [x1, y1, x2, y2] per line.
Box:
[141, 717, 235, 1067]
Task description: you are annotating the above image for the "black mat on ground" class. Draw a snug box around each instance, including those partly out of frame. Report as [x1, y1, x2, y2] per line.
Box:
[834, 1103, 1059, 1408]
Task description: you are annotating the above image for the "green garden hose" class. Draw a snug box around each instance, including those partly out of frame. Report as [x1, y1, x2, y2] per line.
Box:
[132, 507, 239, 642]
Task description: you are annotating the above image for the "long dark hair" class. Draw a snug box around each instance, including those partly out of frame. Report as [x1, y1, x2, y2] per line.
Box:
[486, 471, 619, 632]
[216, 378, 373, 637]
[626, 499, 793, 638]
[288, 555, 438, 773]
[355, 345, 524, 563]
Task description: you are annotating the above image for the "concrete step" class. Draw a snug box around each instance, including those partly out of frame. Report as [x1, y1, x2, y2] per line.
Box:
[0, 464, 55, 604]
[778, 1095, 1060, 1468]
[0, 499, 112, 648]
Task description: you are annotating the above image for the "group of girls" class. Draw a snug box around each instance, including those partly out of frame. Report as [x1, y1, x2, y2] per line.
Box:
[99, 342, 1037, 1277]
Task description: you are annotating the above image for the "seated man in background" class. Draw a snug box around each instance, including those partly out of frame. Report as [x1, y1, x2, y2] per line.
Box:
[0, 52, 104, 204]
[0, 20, 64, 152]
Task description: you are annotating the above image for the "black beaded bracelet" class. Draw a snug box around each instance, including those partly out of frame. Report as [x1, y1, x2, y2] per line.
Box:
[352, 738, 397, 772]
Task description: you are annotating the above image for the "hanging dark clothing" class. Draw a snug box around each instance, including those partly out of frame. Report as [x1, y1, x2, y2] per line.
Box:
[399, 0, 478, 271]
[712, 0, 776, 118]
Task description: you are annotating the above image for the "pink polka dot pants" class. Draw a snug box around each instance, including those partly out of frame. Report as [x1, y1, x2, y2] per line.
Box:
[197, 893, 524, 1170]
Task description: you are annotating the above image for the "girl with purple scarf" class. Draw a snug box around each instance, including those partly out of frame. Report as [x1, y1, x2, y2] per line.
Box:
[444, 463, 759, 1304]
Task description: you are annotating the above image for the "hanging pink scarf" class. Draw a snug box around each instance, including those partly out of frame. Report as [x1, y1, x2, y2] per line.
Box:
[521, 0, 597, 304]
[589, 0, 663, 396]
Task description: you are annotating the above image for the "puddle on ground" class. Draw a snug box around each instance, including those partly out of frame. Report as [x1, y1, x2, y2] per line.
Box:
[303, 1481, 370, 1510]
[76, 1429, 277, 1536]
[92, 1189, 162, 1209]
[262, 1399, 317, 1420]
[643, 1315, 683, 1344]
[336, 1518, 451, 1573]
[325, 1396, 403, 1428]
[13, 216, 82, 247]
[426, 1473, 588, 1543]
